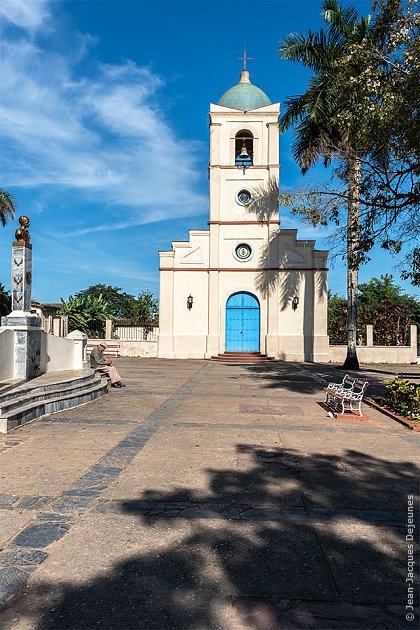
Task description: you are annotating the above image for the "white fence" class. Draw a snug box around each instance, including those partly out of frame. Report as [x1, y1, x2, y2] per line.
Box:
[114, 325, 159, 341]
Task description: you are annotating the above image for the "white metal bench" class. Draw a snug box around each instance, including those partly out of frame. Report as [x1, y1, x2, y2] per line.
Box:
[325, 375, 369, 416]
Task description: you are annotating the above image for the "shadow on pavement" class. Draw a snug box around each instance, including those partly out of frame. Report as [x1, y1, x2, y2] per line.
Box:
[6, 447, 418, 629]
[240, 362, 401, 399]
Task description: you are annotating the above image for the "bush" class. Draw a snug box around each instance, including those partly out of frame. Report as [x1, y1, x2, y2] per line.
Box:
[384, 378, 420, 420]
[58, 295, 115, 336]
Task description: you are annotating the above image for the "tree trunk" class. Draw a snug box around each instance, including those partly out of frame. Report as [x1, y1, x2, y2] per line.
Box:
[343, 157, 361, 370]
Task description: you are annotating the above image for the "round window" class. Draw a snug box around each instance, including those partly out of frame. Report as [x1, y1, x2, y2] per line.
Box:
[235, 243, 252, 260]
[237, 189, 252, 205]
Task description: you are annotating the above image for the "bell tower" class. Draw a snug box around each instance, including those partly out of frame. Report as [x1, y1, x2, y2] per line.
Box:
[158, 62, 329, 363]
[209, 69, 280, 227]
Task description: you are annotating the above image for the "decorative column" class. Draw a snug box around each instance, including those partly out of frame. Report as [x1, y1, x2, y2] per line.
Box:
[1, 216, 42, 379]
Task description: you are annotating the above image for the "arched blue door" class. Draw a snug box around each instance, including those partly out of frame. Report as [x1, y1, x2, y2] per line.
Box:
[225, 292, 260, 352]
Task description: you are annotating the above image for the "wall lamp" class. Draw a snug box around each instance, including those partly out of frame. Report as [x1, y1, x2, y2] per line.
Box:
[187, 294, 193, 310]
[291, 295, 299, 311]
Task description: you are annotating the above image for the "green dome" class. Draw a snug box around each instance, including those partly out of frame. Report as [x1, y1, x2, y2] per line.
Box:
[218, 70, 271, 110]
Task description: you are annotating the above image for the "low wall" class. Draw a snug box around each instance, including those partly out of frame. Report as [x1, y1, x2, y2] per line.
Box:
[330, 324, 418, 365]
[40, 332, 84, 372]
[329, 345, 417, 364]
[0, 329, 14, 380]
[88, 339, 158, 358]
[119, 340, 158, 357]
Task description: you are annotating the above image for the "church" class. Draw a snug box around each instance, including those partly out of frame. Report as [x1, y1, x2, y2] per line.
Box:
[158, 67, 329, 362]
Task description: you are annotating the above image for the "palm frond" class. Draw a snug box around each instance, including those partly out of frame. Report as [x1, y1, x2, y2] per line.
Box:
[278, 29, 341, 73]
[279, 93, 310, 132]
[323, 0, 359, 35]
[0, 188, 17, 227]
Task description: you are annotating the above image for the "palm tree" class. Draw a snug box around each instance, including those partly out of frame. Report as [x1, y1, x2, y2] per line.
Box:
[0, 283, 11, 318]
[0, 188, 17, 226]
[278, 0, 372, 369]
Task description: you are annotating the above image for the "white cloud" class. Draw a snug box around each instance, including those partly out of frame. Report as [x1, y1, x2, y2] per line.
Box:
[0, 1, 206, 228]
[0, 0, 50, 32]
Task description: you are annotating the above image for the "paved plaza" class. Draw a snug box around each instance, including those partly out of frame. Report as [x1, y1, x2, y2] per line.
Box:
[0, 359, 419, 629]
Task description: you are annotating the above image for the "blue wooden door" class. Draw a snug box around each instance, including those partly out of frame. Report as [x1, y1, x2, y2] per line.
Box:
[225, 292, 260, 352]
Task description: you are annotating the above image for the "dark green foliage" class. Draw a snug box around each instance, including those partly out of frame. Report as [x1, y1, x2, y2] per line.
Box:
[74, 285, 135, 319]
[58, 295, 115, 336]
[358, 275, 420, 345]
[328, 275, 420, 345]
[74, 285, 158, 321]
[0, 283, 11, 318]
[385, 378, 420, 420]
[327, 292, 348, 344]
[127, 290, 159, 321]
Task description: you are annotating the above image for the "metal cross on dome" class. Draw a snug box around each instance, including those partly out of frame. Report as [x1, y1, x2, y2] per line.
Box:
[236, 44, 254, 70]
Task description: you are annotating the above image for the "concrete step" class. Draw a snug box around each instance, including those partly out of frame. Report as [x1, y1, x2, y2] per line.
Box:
[210, 352, 276, 363]
[0, 370, 96, 405]
[0, 374, 100, 414]
[0, 370, 108, 433]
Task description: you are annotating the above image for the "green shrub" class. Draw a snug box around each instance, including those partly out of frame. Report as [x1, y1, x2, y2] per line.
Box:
[384, 378, 420, 420]
[58, 294, 115, 336]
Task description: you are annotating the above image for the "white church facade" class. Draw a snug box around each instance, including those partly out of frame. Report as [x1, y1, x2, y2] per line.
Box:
[158, 69, 329, 362]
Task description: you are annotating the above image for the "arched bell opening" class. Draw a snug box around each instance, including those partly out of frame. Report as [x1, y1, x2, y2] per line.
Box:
[235, 130, 253, 167]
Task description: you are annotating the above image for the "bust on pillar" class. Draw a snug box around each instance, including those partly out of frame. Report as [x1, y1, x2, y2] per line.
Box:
[1, 216, 42, 378]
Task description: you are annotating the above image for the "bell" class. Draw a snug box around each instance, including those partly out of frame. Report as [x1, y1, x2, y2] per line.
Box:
[239, 142, 250, 159]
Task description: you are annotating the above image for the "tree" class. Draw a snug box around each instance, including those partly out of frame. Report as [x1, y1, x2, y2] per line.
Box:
[0, 283, 11, 318]
[328, 275, 420, 345]
[58, 295, 115, 336]
[279, 1, 419, 277]
[74, 285, 159, 321]
[75, 284, 135, 319]
[0, 188, 17, 226]
[126, 291, 159, 321]
[278, 0, 374, 369]
[327, 292, 348, 344]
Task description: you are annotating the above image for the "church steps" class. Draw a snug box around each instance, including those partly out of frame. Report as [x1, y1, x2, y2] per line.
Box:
[211, 352, 276, 363]
[0, 370, 108, 433]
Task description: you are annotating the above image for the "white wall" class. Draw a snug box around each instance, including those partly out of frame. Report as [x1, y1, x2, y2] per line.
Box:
[40, 333, 79, 372]
[119, 340, 158, 357]
[330, 345, 417, 364]
[88, 339, 158, 358]
[0, 329, 14, 380]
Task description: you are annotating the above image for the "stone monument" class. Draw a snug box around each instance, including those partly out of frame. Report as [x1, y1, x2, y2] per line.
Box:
[1, 216, 42, 378]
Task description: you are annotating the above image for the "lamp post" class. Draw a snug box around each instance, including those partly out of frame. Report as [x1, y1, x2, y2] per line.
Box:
[187, 295, 193, 310]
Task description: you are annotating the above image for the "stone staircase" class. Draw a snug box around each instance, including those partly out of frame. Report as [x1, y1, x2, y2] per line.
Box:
[210, 352, 276, 363]
[0, 369, 108, 433]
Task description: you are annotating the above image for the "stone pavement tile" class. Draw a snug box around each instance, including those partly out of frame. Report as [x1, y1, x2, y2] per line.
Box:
[0, 496, 19, 508]
[0, 423, 133, 496]
[11, 522, 71, 549]
[0, 567, 30, 605]
[0, 549, 48, 567]
[314, 521, 415, 604]
[0, 513, 336, 629]
[0, 511, 32, 547]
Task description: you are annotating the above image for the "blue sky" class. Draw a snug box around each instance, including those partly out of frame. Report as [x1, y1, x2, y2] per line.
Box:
[0, 0, 418, 303]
